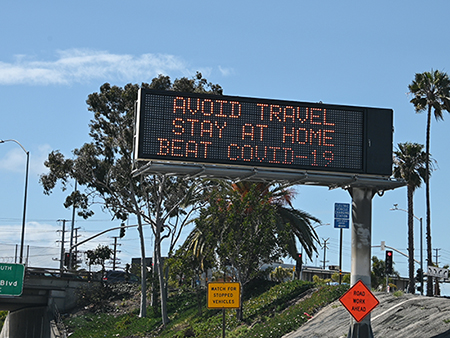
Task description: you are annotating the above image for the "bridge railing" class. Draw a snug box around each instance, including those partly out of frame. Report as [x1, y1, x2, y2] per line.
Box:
[25, 266, 101, 282]
[0, 243, 60, 267]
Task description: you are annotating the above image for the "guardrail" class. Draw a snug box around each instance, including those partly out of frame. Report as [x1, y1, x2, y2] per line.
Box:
[25, 266, 101, 281]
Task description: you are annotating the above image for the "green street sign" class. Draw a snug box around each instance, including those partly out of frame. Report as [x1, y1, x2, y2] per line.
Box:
[0, 263, 25, 296]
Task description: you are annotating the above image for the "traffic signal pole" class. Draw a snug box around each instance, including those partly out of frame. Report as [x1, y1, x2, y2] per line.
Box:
[295, 253, 303, 280]
[348, 187, 375, 338]
[386, 251, 393, 292]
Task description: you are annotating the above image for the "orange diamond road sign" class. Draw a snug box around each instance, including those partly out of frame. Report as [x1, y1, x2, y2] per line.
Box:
[207, 282, 241, 309]
[339, 280, 379, 322]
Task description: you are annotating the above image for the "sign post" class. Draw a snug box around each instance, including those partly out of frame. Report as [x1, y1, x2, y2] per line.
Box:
[208, 282, 241, 338]
[0, 263, 25, 296]
[347, 187, 376, 338]
[335, 203, 350, 284]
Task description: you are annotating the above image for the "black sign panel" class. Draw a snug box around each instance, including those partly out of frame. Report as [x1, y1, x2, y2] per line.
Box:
[135, 89, 393, 176]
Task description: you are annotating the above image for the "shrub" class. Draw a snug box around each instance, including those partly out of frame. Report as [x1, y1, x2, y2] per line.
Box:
[393, 290, 403, 297]
[240, 284, 348, 338]
[270, 266, 293, 282]
[0, 310, 8, 331]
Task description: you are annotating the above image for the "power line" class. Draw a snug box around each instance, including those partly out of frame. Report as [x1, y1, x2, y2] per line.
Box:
[0, 217, 117, 223]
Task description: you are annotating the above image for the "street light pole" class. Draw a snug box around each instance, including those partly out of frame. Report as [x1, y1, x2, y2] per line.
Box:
[390, 204, 423, 295]
[419, 217, 423, 295]
[0, 139, 29, 264]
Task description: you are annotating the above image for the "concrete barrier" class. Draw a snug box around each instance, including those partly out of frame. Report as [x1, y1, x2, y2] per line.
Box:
[0, 307, 50, 338]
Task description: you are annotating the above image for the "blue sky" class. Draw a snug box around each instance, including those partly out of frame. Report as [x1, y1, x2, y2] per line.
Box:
[1, 1, 450, 290]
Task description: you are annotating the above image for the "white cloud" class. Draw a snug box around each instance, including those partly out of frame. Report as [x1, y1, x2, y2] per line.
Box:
[0, 222, 60, 244]
[0, 49, 191, 85]
[0, 147, 26, 173]
[0, 143, 52, 176]
[218, 65, 235, 77]
[24, 221, 62, 244]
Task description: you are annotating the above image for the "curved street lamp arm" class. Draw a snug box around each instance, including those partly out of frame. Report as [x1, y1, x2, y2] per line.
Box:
[0, 139, 29, 155]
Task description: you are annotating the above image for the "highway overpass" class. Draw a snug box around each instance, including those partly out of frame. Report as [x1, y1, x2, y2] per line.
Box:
[0, 267, 98, 338]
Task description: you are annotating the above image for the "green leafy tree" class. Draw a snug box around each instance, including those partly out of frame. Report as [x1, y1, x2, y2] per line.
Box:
[393, 142, 429, 294]
[331, 271, 350, 284]
[85, 245, 113, 277]
[196, 183, 281, 321]
[39, 72, 222, 325]
[166, 246, 215, 316]
[166, 245, 214, 289]
[270, 266, 293, 283]
[312, 275, 332, 286]
[371, 256, 399, 290]
[408, 70, 450, 296]
[229, 181, 320, 259]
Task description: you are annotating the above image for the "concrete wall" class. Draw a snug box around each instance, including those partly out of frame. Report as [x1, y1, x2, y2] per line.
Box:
[0, 307, 50, 338]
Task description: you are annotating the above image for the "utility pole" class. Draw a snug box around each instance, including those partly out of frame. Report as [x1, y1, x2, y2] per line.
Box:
[434, 248, 441, 266]
[68, 181, 78, 270]
[57, 220, 68, 274]
[72, 227, 81, 268]
[111, 236, 121, 270]
[322, 238, 330, 270]
[434, 248, 442, 296]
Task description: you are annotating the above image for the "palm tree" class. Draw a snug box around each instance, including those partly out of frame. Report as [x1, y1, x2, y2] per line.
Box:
[184, 181, 320, 320]
[186, 181, 320, 265]
[408, 70, 450, 296]
[393, 142, 428, 294]
[186, 181, 320, 262]
[230, 181, 320, 259]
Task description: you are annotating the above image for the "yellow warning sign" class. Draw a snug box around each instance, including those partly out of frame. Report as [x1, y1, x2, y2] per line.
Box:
[207, 282, 241, 309]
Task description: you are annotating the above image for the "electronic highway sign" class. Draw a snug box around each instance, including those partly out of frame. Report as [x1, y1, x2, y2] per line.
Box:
[135, 89, 393, 176]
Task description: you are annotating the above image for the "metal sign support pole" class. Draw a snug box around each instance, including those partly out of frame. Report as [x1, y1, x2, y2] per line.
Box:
[348, 187, 375, 338]
[223, 270, 226, 338]
[339, 228, 343, 284]
[222, 309, 226, 338]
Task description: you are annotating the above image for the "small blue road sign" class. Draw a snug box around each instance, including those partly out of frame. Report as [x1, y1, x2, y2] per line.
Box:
[334, 203, 350, 219]
[334, 203, 350, 229]
[334, 218, 350, 229]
